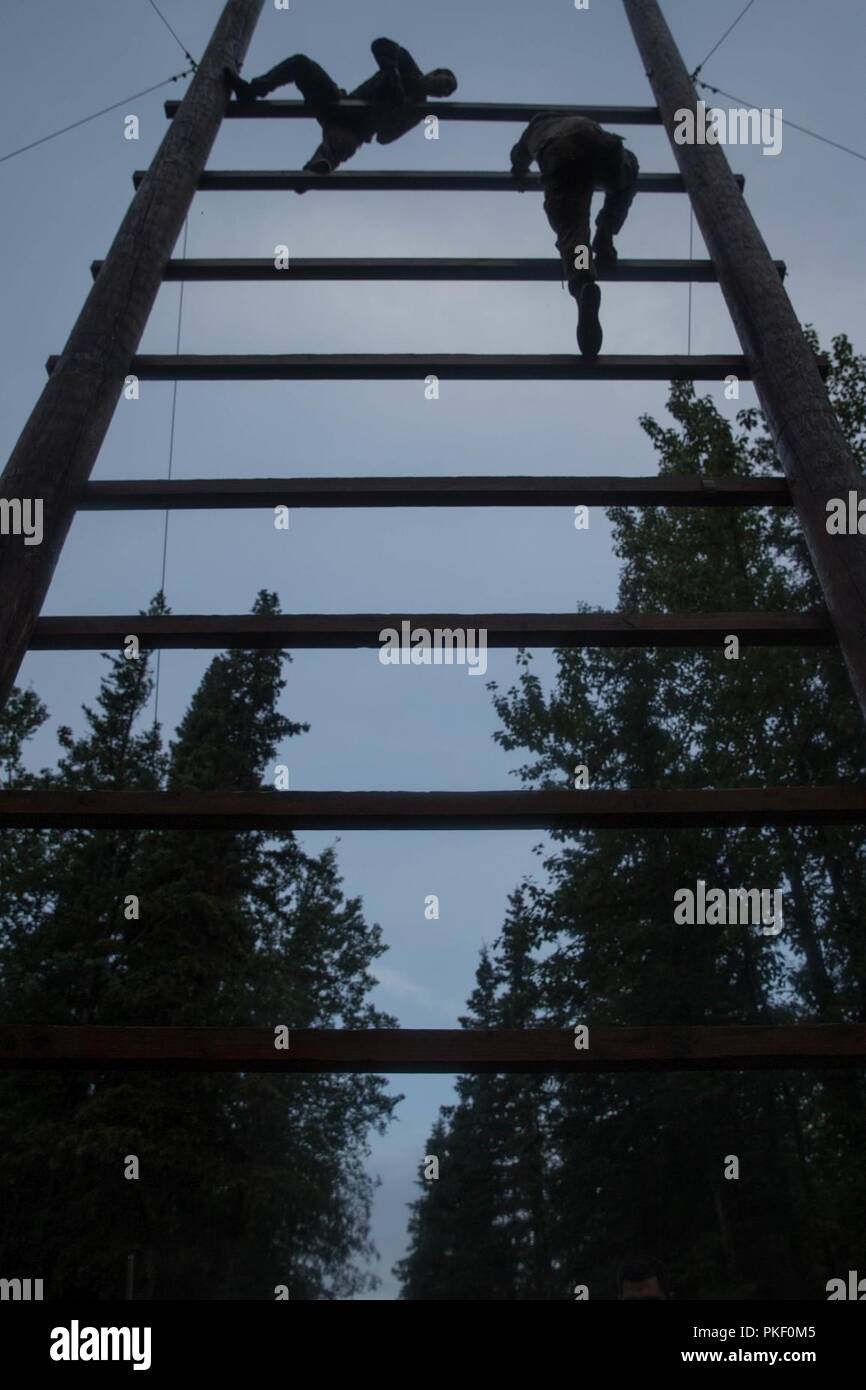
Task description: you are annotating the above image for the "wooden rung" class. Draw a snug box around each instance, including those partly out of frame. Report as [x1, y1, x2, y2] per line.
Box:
[1, 1024, 864, 1073]
[47, 354, 760, 381]
[1, 788, 864, 831]
[89, 257, 787, 284]
[166, 99, 665, 125]
[30, 612, 833, 651]
[133, 169, 747, 193]
[78, 475, 795, 510]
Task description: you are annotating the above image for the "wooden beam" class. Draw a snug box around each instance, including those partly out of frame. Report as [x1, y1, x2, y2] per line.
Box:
[78, 475, 796, 510]
[1, 788, 865, 831]
[90, 256, 787, 284]
[623, 0, 866, 731]
[48, 353, 762, 382]
[29, 612, 834, 651]
[166, 99, 665, 125]
[0, 0, 267, 713]
[2, 1024, 865, 1073]
[133, 169, 747, 193]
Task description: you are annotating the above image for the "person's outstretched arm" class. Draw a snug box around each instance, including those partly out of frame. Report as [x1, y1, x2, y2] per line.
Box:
[510, 127, 534, 179]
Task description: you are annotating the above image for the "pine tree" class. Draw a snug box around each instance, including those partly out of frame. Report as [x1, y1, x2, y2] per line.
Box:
[0, 590, 397, 1299]
[396, 945, 518, 1300]
[397, 894, 556, 1299]
[399, 333, 866, 1300]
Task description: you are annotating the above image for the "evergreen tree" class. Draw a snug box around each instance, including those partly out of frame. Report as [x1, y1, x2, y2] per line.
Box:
[398, 333, 866, 1300]
[398, 895, 556, 1299]
[0, 590, 397, 1299]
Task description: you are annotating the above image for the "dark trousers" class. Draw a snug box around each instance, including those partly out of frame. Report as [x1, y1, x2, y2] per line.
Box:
[250, 53, 343, 104]
[539, 136, 640, 293]
[251, 42, 412, 100]
[249, 47, 408, 170]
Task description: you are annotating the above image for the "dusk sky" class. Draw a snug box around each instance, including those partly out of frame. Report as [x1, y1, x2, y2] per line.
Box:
[3, 0, 865, 1297]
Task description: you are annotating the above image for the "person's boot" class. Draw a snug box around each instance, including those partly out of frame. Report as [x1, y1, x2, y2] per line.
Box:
[591, 228, 618, 269]
[576, 280, 603, 358]
[224, 68, 258, 103]
[303, 153, 334, 174]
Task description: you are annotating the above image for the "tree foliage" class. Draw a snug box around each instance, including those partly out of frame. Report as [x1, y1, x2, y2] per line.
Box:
[0, 590, 397, 1300]
[398, 334, 866, 1300]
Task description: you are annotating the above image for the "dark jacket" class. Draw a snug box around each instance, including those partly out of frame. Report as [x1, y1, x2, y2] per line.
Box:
[339, 42, 430, 146]
[510, 113, 626, 175]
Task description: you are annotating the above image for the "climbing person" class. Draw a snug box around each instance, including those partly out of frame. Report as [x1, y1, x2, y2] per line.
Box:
[227, 39, 457, 175]
[509, 113, 640, 357]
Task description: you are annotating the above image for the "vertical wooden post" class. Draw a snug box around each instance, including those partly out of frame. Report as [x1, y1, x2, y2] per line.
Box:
[0, 0, 265, 709]
[623, 0, 866, 729]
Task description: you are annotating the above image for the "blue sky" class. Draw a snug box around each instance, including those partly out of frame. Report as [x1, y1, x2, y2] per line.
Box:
[3, 0, 866, 1298]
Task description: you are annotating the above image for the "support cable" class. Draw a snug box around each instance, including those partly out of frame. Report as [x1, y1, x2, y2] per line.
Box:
[145, 0, 199, 72]
[690, 0, 759, 81]
[0, 69, 193, 165]
[152, 217, 189, 734]
[696, 79, 866, 163]
[687, 205, 694, 354]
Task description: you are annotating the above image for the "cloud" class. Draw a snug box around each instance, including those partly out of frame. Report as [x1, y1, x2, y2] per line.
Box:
[372, 964, 436, 1004]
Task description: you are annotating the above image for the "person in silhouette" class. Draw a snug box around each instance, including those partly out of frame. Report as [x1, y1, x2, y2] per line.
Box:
[227, 39, 457, 175]
[617, 1255, 669, 1300]
[510, 113, 640, 358]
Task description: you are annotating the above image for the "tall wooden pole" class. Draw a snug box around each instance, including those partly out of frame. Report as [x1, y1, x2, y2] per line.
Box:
[0, 0, 265, 709]
[623, 0, 866, 729]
